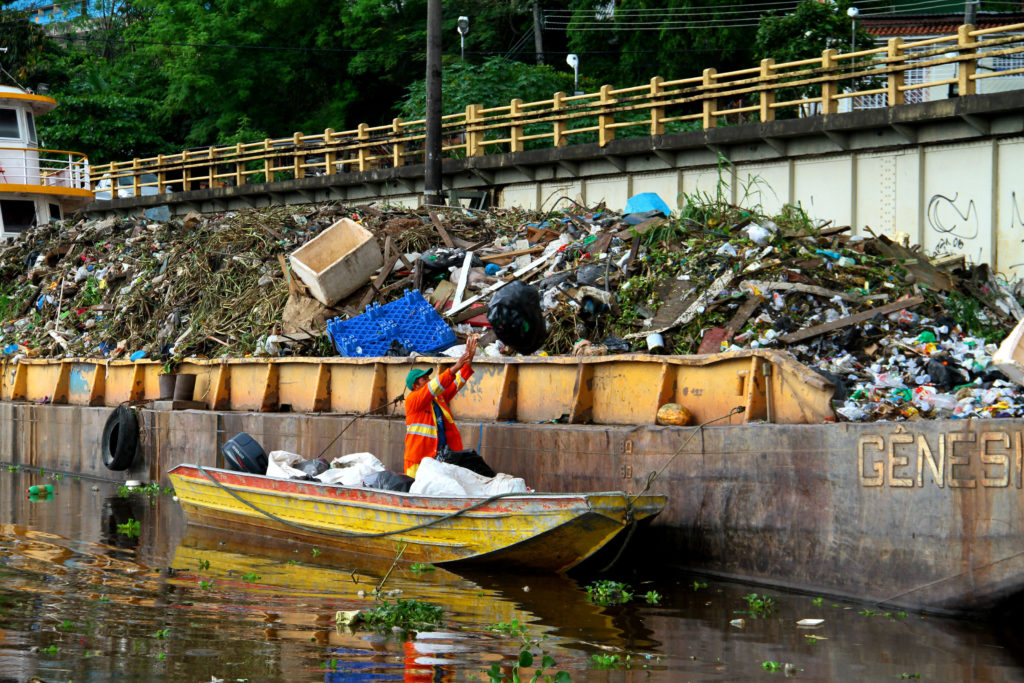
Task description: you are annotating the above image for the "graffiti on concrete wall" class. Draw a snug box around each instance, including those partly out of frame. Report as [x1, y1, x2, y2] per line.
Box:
[926, 193, 978, 255]
[1008, 192, 1024, 273]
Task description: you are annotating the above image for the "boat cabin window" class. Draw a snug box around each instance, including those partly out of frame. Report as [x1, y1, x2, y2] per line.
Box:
[0, 200, 37, 233]
[25, 112, 36, 144]
[0, 109, 18, 139]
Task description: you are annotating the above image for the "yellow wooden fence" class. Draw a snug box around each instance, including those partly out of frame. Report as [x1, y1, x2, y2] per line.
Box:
[89, 23, 1024, 196]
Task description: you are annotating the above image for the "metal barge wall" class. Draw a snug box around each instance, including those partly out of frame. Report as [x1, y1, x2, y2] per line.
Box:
[1, 399, 1021, 617]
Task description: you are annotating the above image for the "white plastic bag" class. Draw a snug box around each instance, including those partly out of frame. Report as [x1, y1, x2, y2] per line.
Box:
[318, 452, 385, 486]
[409, 457, 527, 497]
[266, 450, 306, 479]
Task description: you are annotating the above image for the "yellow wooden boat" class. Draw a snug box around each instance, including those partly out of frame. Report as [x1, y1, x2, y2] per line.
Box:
[168, 464, 666, 572]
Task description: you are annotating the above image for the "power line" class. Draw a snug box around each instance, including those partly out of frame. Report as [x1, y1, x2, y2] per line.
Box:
[545, 0, 970, 31]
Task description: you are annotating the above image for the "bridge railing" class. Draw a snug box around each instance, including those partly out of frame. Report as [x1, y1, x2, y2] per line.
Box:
[90, 22, 1024, 197]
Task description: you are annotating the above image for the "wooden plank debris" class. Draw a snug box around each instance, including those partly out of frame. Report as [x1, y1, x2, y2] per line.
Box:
[649, 279, 696, 329]
[870, 234, 955, 292]
[777, 296, 925, 344]
[480, 246, 544, 264]
[429, 211, 455, 248]
[626, 270, 735, 339]
[725, 295, 763, 334]
[446, 251, 556, 317]
[358, 236, 399, 309]
[452, 250, 474, 308]
[741, 280, 863, 303]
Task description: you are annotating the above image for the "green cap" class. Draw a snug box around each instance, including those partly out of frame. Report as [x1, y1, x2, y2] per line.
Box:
[406, 367, 432, 390]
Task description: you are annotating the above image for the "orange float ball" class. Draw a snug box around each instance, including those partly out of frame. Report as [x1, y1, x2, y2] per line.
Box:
[656, 403, 691, 426]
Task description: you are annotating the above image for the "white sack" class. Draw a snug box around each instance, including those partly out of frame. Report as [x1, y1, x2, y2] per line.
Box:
[409, 457, 528, 497]
[266, 450, 306, 479]
[317, 452, 386, 486]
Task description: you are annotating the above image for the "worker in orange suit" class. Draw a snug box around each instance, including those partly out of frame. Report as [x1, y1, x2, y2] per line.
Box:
[404, 335, 478, 477]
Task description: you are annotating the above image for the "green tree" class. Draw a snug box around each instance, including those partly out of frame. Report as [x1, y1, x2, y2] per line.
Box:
[0, 7, 62, 88]
[754, 0, 875, 63]
[563, 0, 760, 88]
[399, 57, 575, 119]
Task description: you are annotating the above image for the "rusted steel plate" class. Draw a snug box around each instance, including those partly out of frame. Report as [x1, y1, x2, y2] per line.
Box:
[7, 400, 1022, 614]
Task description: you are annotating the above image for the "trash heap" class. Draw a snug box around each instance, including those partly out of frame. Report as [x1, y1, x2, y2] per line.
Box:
[2, 192, 1024, 422]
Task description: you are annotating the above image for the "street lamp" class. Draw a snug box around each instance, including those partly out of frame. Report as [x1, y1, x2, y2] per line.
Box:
[566, 53, 580, 94]
[847, 7, 859, 52]
[457, 16, 469, 61]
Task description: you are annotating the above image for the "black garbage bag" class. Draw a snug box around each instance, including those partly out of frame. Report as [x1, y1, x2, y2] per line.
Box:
[575, 264, 607, 286]
[602, 336, 631, 352]
[385, 339, 414, 356]
[295, 457, 329, 478]
[420, 247, 483, 273]
[363, 470, 415, 492]
[487, 281, 546, 354]
[926, 355, 967, 390]
[436, 446, 496, 478]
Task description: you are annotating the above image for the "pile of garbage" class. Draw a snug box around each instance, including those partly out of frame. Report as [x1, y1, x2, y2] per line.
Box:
[2, 191, 1024, 422]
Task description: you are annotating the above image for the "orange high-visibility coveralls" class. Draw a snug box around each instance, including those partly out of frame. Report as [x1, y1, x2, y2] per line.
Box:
[404, 366, 473, 476]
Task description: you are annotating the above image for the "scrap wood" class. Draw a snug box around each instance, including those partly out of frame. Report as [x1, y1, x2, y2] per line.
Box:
[525, 225, 560, 243]
[587, 232, 614, 256]
[429, 280, 456, 308]
[777, 296, 925, 344]
[626, 270, 735, 339]
[480, 246, 544, 264]
[870, 233, 955, 292]
[650, 279, 696, 329]
[277, 254, 300, 296]
[449, 302, 488, 324]
[446, 250, 556, 317]
[429, 211, 455, 247]
[359, 236, 399, 309]
[741, 280, 863, 303]
[725, 295, 763, 333]
[452, 250, 474, 308]
[428, 212, 474, 249]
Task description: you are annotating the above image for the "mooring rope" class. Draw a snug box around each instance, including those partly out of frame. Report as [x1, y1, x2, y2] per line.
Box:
[313, 394, 405, 460]
[599, 405, 745, 572]
[874, 548, 1024, 608]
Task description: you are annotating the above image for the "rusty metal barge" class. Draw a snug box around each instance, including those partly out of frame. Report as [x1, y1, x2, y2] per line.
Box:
[1, 349, 1021, 616]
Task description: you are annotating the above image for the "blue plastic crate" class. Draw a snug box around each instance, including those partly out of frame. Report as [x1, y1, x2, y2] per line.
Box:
[326, 289, 457, 357]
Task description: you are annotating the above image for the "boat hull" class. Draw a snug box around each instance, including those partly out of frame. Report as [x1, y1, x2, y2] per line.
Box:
[168, 464, 665, 572]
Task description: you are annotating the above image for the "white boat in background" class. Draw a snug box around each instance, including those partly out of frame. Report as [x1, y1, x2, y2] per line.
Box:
[0, 84, 92, 240]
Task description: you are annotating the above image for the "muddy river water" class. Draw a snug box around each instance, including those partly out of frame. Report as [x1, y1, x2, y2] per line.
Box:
[0, 467, 1022, 682]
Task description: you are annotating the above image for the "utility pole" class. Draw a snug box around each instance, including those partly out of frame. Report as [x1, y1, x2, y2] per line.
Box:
[533, 3, 545, 65]
[424, 0, 444, 207]
[964, 0, 978, 25]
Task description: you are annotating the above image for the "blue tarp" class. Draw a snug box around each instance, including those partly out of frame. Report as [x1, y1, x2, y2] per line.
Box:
[623, 192, 672, 217]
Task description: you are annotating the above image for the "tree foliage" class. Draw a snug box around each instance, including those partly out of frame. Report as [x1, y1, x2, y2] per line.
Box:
[3, 0, 898, 164]
[399, 57, 576, 120]
[564, 0, 760, 88]
[754, 0, 876, 63]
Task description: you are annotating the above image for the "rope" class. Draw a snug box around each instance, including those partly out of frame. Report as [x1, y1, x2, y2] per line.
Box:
[196, 464, 527, 540]
[629, 405, 745, 507]
[313, 394, 404, 460]
[873, 548, 1024, 608]
[600, 405, 745, 573]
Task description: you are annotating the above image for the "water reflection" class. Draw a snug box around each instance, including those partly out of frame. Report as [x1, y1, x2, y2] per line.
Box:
[0, 468, 1022, 681]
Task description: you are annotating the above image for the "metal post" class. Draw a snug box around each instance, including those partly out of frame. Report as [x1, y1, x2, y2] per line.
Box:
[423, 0, 444, 207]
